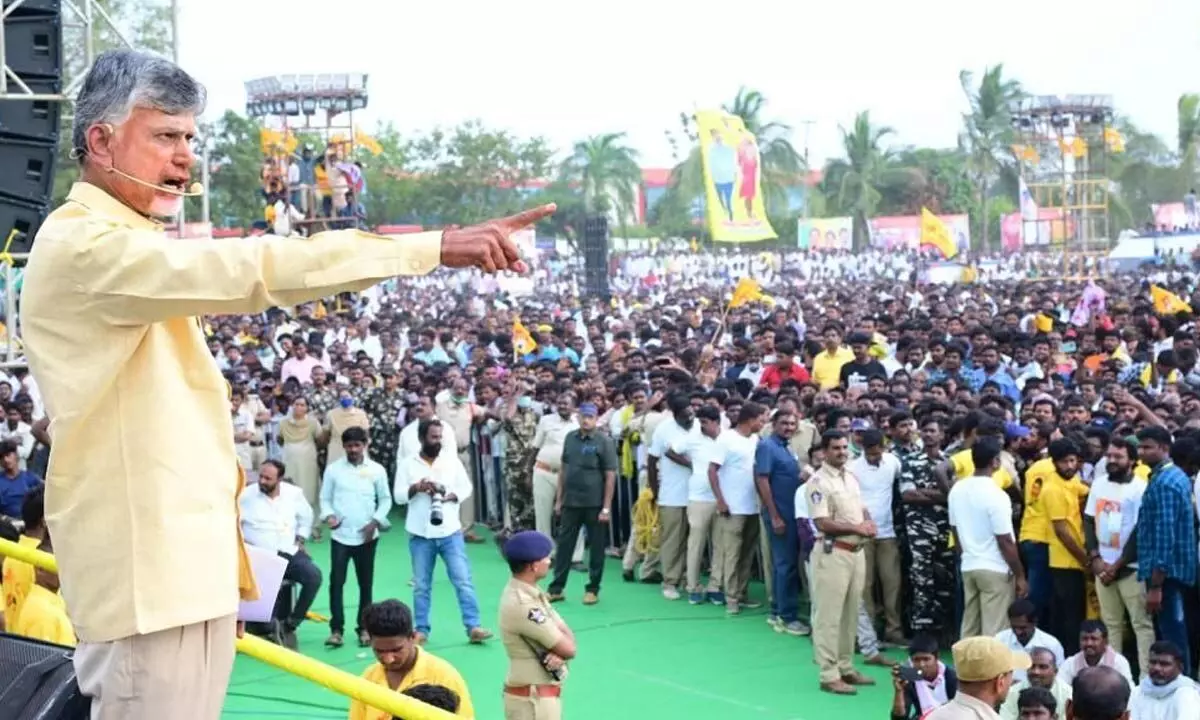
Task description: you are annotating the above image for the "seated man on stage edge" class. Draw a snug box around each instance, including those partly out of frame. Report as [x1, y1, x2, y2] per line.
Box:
[19, 48, 553, 720]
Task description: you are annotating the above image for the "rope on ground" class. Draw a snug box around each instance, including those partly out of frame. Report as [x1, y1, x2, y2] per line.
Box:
[631, 487, 660, 555]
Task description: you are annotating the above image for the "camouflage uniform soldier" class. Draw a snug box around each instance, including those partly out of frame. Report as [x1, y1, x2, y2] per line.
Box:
[366, 368, 405, 480]
[503, 396, 540, 532]
[303, 366, 338, 421]
[896, 418, 953, 636]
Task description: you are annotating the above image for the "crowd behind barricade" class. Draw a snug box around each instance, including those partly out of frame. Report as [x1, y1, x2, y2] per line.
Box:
[259, 140, 368, 237]
[8, 244, 1200, 718]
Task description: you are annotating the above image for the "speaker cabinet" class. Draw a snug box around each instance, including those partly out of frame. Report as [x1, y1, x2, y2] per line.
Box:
[0, 633, 90, 720]
[581, 215, 610, 299]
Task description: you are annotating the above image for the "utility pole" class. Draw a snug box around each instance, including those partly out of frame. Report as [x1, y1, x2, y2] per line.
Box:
[798, 120, 816, 219]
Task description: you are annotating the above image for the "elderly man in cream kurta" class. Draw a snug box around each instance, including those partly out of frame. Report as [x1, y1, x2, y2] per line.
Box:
[19, 49, 552, 720]
[437, 379, 485, 542]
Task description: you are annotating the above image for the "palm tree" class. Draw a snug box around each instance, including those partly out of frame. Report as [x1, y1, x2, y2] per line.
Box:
[665, 87, 805, 219]
[822, 111, 910, 249]
[959, 65, 1024, 250]
[559, 133, 642, 230]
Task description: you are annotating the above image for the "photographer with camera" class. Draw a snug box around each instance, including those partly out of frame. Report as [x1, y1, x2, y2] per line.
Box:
[399, 418, 493, 646]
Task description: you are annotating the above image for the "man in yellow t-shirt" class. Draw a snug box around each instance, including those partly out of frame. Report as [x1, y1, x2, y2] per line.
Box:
[350, 599, 474, 720]
[12, 536, 76, 647]
[1, 485, 46, 631]
[1019, 440, 1084, 624]
[811, 325, 854, 390]
[1040, 451, 1090, 658]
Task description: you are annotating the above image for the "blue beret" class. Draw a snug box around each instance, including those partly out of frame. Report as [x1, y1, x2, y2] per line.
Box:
[578, 403, 599, 417]
[503, 531, 554, 563]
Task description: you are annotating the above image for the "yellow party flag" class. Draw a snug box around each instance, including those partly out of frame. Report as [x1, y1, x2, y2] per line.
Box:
[1150, 285, 1193, 315]
[513, 317, 538, 356]
[728, 277, 763, 308]
[1035, 314, 1054, 333]
[919, 208, 958, 259]
[1103, 127, 1125, 154]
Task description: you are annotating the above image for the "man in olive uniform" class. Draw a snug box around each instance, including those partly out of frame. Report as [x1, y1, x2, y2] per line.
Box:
[807, 429, 877, 696]
[500, 531, 578, 720]
[547, 403, 617, 605]
[366, 368, 405, 481]
[502, 389, 540, 533]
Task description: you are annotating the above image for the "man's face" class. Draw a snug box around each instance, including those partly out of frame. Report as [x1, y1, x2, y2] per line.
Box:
[864, 445, 883, 465]
[0, 451, 17, 473]
[824, 438, 849, 467]
[370, 633, 417, 674]
[823, 329, 841, 349]
[344, 439, 366, 464]
[1105, 444, 1132, 477]
[579, 413, 597, 432]
[1027, 650, 1056, 688]
[1019, 706, 1052, 720]
[5, 408, 18, 426]
[1053, 454, 1080, 479]
[1079, 629, 1107, 661]
[1010, 614, 1036, 646]
[1147, 650, 1182, 686]
[774, 414, 796, 439]
[258, 462, 281, 495]
[88, 107, 196, 217]
[416, 397, 433, 420]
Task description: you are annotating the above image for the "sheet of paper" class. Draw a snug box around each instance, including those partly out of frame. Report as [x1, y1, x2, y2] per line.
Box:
[238, 544, 288, 623]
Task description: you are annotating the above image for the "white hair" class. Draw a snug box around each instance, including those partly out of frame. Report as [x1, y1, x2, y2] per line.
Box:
[72, 49, 206, 162]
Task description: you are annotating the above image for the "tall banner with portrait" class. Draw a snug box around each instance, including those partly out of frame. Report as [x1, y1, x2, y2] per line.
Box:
[695, 110, 777, 243]
[796, 217, 853, 250]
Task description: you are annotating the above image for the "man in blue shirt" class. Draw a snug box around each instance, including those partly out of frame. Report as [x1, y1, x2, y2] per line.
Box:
[319, 426, 392, 648]
[0, 441, 40, 520]
[1134, 426, 1197, 676]
[755, 410, 809, 636]
[707, 130, 737, 221]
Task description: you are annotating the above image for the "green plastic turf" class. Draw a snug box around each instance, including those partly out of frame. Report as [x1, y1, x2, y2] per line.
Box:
[222, 520, 897, 719]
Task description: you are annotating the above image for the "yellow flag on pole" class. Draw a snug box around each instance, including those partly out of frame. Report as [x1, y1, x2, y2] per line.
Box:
[513, 317, 538, 356]
[1150, 285, 1192, 315]
[919, 208, 958, 259]
[728, 277, 763, 308]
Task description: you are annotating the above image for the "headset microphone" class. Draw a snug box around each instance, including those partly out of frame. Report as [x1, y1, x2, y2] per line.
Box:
[105, 166, 205, 196]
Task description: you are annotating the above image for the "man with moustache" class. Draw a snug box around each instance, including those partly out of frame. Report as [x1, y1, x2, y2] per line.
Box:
[238, 459, 321, 649]
[647, 393, 700, 601]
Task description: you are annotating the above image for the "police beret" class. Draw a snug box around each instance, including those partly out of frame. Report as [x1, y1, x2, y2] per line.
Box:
[503, 531, 554, 563]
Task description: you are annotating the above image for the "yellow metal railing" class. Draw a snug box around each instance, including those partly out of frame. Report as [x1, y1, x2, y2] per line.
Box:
[0, 537, 455, 720]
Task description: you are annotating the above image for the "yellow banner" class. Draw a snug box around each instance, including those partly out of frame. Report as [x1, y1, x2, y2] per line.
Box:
[695, 110, 777, 243]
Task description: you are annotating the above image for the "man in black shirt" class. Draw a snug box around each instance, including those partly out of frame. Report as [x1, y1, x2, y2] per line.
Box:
[547, 403, 618, 605]
[839, 332, 888, 390]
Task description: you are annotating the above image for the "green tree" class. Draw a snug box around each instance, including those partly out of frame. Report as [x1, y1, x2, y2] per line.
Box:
[959, 65, 1024, 250]
[1109, 119, 1185, 231]
[822, 111, 907, 249]
[53, 0, 174, 203]
[1177, 93, 1200, 191]
[202, 111, 266, 228]
[878, 147, 975, 217]
[560, 133, 642, 231]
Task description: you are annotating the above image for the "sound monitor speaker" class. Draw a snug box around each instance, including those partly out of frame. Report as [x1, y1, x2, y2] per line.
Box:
[1, 14, 62, 79]
[0, 633, 90, 720]
[580, 215, 610, 299]
[0, 195, 48, 254]
[0, 138, 56, 205]
[2, 0, 61, 14]
[0, 76, 62, 142]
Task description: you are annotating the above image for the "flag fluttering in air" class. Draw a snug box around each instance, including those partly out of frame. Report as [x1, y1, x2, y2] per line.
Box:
[728, 277, 764, 308]
[513, 317, 538, 356]
[919, 208, 958, 259]
[1103, 128, 1125, 154]
[1150, 285, 1193, 315]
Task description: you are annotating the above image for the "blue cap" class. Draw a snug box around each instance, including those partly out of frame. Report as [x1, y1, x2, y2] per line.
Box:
[1005, 422, 1031, 440]
[579, 403, 599, 417]
[503, 531, 554, 563]
[1090, 417, 1114, 431]
[850, 418, 871, 431]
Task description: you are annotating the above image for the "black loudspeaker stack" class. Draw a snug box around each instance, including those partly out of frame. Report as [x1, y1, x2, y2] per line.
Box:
[0, 0, 63, 255]
[581, 215, 610, 300]
[0, 633, 89, 719]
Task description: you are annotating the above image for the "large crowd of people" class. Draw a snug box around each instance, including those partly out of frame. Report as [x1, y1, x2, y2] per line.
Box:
[7, 240, 1200, 719]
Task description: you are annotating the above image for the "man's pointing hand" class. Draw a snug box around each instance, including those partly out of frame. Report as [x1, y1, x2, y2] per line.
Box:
[440, 203, 557, 274]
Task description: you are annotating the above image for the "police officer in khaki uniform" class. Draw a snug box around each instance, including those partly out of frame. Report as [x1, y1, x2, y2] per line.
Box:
[499, 531, 578, 720]
[925, 636, 1030, 719]
[807, 429, 876, 695]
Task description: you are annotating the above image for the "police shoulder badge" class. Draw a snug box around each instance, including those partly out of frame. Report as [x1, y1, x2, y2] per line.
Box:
[810, 491, 823, 504]
[527, 608, 547, 624]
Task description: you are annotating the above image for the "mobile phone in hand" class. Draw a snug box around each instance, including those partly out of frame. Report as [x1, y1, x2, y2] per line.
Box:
[898, 665, 921, 684]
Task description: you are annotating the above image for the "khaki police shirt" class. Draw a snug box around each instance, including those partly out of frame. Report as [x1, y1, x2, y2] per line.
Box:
[805, 462, 866, 546]
[925, 692, 1002, 719]
[499, 577, 569, 686]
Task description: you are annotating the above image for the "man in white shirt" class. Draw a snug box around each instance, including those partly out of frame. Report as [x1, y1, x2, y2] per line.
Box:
[998, 647, 1072, 720]
[848, 429, 904, 645]
[530, 393, 579, 540]
[1083, 438, 1153, 680]
[995, 598, 1066, 682]
[648, 394, 699, 601]
[238, 460, 320, 649]
[1058, 620, 1133, 688]
[684, 406, 724, 605]
[397, 395, 459, 490]
[398, 418, 491, 646]
[0, 403, 34, 470]
[947, 437, 1028, 638]
[708, 402, 768, 615]
[1129, 640, 1200, 720]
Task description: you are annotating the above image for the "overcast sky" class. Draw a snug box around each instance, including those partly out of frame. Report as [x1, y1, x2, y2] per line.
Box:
[177, 0, 1200, 169]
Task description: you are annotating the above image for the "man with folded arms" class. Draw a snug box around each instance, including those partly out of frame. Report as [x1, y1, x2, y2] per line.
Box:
[21, 49, 552, 720]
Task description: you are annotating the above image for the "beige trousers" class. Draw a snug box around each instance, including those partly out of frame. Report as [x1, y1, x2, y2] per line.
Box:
[686, 501, 721, 593]
[714, 513, 760, 602]
[961, 569, 1014, 638]
[74, 614, 237, 720]
[658, 506, 688, 589]
[863, 537, 903, 641]
[812, 546, 865, 684]
[503, 692, 562, 720]
[1095, 573, 1155, 680]
[533, 466, 583, 563]
[622, 471, 660, 578]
